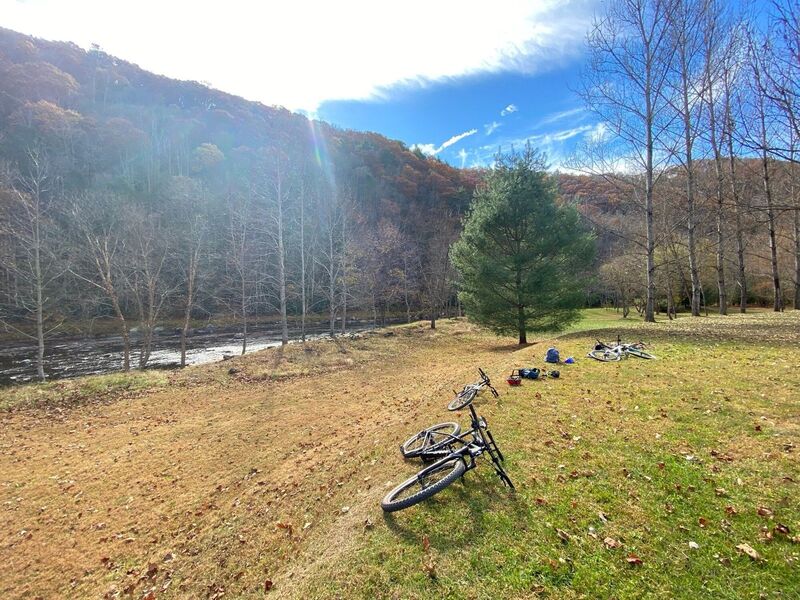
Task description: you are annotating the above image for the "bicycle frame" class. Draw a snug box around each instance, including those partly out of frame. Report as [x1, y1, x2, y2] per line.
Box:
[412, 404, 513, 488]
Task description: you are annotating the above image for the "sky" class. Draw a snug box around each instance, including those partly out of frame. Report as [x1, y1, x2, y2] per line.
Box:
[1, 0, 604, 168]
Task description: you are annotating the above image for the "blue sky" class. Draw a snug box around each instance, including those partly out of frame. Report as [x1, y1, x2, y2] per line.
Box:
[1, 0, 603, 168]
[318, 68, 598, 169]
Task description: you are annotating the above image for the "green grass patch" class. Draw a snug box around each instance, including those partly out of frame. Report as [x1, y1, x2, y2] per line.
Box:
[303, 310, 800, 599]
[0, 370, 168, 411]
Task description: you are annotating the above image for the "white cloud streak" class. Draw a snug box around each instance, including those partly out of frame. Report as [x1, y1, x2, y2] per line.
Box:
[537, 107, 586, 126]
[412, 128, 478, 156]
[0, 0, 597, 111]
[500, 104, 519, 116]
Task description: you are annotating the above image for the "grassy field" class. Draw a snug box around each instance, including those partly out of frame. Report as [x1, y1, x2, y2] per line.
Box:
[1, 309, 798, 599]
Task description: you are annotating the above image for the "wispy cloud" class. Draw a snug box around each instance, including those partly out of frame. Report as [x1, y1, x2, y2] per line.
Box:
[462, 121, 607, 170]
[0, 0, 599, 112]
[537, 107, 586, 126]
[533, 124, 594, 144]
[485, 121, 501, 135]
[585, 121, 609, 143]
[412, 128, 478, 156]
[500, 104, 518, 117]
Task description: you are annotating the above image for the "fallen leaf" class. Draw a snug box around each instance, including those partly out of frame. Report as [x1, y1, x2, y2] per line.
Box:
[264, 579, 273, 591]
[689, 541, 699, 549]
[774, 523, 791, 536]
[698, 517, 708, 528]
[422, 535, 431, 553]
[603, 537, 621, 549]
[626, 553, 643, 566]
[757, 507, 773, 517]
[556, 528, 571, 543]
[275, 522, 293, 536]
[422, 554, 436, 578]
[363, 518, 374, 530]
[715, 488, 728, 497]
[736, 543, 761, 561]
[725, 506, 738, 516]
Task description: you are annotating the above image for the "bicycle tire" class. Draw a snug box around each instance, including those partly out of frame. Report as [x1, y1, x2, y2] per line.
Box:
[448, 387, 477, 411]
[587, 349, 621, 362]
[381, 456, 467, 512]
[401, 422, 461, 459]
[626, 347, 655, 359]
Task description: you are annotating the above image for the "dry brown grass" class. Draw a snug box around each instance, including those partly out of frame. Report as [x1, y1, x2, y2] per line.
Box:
[1, 312, 798, 599]
[0, 319, 511, 598]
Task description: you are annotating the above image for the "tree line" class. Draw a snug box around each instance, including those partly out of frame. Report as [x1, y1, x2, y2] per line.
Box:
[571, 0, 800, 320]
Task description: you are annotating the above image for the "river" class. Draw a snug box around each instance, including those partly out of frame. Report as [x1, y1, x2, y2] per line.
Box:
[0, 318, 395, 385]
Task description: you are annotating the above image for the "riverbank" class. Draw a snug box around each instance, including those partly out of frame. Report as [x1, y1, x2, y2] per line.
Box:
[0, 314, 410, 385]
[1, 311, 798, 599]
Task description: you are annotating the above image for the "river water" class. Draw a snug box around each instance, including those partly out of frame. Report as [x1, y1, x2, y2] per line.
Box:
[0, 319, 391, 386]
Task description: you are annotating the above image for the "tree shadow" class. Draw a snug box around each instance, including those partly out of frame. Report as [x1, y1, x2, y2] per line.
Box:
[485, 342, 535, 354]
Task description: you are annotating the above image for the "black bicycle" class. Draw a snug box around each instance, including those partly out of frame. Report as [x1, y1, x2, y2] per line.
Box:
[381, 370, 514, 513]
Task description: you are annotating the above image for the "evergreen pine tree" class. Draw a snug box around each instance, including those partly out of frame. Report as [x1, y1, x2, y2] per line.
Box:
[451, 146, 595, 344]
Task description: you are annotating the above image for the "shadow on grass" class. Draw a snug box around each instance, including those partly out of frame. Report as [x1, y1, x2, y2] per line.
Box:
[381, 472, 529, 547]
[554, 313, 800, 347]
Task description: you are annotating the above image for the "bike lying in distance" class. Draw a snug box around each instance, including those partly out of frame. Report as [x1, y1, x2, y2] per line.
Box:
[587, 336, 656, 362]
[381, 369, 514, 513]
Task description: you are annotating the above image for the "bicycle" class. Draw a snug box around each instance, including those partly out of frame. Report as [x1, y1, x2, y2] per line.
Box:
[381, 369, 514, 513]
[587, 336, 656, 361]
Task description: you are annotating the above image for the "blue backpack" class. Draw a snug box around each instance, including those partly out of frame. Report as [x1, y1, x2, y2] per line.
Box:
[545, 347, 560, 364]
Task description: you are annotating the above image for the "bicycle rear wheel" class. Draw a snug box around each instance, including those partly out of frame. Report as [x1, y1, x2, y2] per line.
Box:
[381, 456, 466, 512]
[626, 347, 655, 359]
[401, 422, 461, 459]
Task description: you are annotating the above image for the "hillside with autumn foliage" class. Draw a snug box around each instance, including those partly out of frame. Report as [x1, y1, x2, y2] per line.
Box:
[0, 26, 481, 371]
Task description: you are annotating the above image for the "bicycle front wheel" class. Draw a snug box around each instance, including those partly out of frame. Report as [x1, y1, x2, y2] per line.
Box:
[448, 387, 477, 411]
[587, 350, 621, 362]
[381, 456, 466, 512]
[401, 422, 461, 459]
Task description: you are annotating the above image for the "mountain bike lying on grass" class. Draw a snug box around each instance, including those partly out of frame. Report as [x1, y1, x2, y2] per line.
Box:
[381, 369, 514, 513]
[587, 337, 656, 362]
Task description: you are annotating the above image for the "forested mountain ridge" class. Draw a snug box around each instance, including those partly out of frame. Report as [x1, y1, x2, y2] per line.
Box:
[0, 26, 479, 374]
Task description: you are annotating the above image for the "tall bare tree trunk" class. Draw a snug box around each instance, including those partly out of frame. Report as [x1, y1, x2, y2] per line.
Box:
[761, 151, 782, 311]
[726, 135, 747, 312]
[299, 183, 307, 342]
[241, 274, 248, 355]
[794, 200, 800, 309]
[705, 27, 728, 315]
[341, 216, 348, 335]
[676, 16, 702, 317]
[33, 216, 45, 381]
[180, 245, 199, 368]
[276, 174, 289, 346]
[328, 226, 336, 336]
